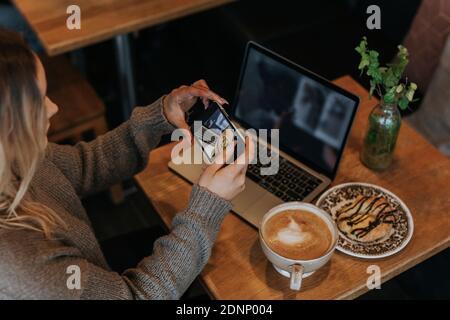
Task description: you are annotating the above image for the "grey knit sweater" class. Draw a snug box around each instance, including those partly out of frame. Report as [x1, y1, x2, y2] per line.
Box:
[0, 97, 232, 300]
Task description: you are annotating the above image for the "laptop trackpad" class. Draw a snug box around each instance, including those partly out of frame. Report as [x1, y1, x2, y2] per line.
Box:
[231, 179, 265, 215]
[239, 191, 282, 228]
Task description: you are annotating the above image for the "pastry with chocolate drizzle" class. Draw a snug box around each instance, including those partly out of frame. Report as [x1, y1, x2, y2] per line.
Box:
[336, 195, 397, 242]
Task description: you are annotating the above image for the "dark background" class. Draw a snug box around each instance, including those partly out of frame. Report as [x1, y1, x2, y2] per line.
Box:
[82, 0, 422, 128]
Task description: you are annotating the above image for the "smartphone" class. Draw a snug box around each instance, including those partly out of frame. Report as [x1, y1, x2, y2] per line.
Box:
[186, 99, 246, 163]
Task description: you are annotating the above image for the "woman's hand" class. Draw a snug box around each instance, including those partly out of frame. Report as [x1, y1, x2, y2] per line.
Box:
[162, 80, 228, 133]
[198, 134, 255, 201]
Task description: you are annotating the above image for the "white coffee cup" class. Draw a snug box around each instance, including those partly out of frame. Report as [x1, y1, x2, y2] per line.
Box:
[259, 202, 338, 291]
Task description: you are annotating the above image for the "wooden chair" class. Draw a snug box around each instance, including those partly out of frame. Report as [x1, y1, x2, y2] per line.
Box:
[403, 0, 450, 92]
[43, 55, 124, 204]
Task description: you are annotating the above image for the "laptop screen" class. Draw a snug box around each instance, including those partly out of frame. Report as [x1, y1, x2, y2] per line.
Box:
[232, 42, 359, 178]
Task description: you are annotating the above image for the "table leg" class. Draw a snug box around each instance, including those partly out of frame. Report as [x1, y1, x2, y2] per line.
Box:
[114, 34, 136, 120]
[70, 49, 87, 76]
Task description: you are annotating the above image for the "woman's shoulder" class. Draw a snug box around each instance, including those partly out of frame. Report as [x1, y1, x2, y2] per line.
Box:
[0, 227, 83, 299]
[0, 227, 46, 264]
[0, 228, 44, 295]
[0, 227, 78, 272]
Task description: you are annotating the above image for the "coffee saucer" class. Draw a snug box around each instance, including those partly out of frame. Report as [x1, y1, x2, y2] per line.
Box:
[316, 182, 414, 259]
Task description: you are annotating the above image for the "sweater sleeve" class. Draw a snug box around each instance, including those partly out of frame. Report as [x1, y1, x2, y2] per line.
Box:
[46, 96, 176, 197]
[0, 185, 232, 300]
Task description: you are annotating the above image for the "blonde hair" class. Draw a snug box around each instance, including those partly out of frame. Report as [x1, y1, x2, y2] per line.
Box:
[0, 28, 65, 238]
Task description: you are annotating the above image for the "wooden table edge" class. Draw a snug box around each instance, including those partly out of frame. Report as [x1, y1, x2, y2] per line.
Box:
[13, 0, 234, 56]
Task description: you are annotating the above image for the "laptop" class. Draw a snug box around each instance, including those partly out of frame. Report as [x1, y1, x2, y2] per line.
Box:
[169, 41, 359, 228]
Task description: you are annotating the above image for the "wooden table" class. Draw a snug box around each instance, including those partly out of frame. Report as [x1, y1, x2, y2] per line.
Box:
[135, 75, 450, 299]
[12, 0, 233, 55]
[12, 0, 233, 118]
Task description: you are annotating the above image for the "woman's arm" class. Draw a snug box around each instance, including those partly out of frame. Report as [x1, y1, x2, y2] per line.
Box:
[0, 185, 231, 300]
[46, 97, 176, 197]
[46, 80, 227, 198]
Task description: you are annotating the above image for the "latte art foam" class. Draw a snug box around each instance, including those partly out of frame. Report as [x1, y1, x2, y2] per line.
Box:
[276, 218, 311, 245]
[263, 209, 332, 260]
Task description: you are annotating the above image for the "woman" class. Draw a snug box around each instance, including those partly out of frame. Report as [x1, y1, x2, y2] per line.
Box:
[0, 28, 253, 299]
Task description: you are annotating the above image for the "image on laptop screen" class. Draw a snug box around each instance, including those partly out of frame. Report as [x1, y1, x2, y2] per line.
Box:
[233, 45, 358, 176]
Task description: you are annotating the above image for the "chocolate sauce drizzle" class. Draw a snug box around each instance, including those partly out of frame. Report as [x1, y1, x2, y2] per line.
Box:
[336, 196, 397, 239]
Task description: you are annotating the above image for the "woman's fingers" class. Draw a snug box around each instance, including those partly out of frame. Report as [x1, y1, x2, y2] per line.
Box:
[202, 131, 255, 200]
[206, 130, 236, 173]
[213, 133, 255, 184]
[192, 79, 229, 105]
[192, 79, 209, 90]
[232, 134, 256, 174]
[180, 85, 227, 106]
[192, 79, 210, 107]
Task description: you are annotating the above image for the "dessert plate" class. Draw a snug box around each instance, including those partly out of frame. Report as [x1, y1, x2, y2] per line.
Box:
[316, 182, 413, 259]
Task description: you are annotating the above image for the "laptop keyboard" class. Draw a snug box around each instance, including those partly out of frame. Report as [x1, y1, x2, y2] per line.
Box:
[246, 156, 322, 202]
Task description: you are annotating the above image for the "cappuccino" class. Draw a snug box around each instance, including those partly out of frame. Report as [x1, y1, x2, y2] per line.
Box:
[262, 209, 332, 260]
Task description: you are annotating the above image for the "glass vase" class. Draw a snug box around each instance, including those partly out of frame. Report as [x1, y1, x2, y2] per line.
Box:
[360, 101, 401, 171]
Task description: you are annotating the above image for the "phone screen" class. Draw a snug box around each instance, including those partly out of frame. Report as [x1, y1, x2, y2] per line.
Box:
[187, 100, 244, 162]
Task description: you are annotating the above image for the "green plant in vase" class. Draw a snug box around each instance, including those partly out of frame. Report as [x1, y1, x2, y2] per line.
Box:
[355, 37, 418, 170]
